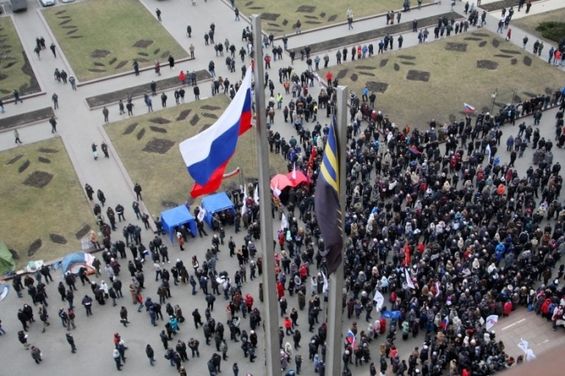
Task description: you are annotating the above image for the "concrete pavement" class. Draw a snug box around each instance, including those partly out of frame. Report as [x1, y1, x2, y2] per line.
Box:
[1, 0, 565, 375]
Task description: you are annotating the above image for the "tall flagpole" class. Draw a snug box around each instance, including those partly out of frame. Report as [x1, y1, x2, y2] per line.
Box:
[326, 86, 348, 376]
[251, 14, 281, 376]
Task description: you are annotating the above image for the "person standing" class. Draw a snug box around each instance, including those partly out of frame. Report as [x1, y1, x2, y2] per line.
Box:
[13, 89, 23, 104]
[97, 189, 106, 206]
[39, 305, 50, 333]
[346, 8, 354, 30]
[101, 142, 109, 158]
[66, 333, 77, 353]
[156, 8, 162, 21]
[49, 116, 57, 134]
[69, 76, 77, 90]
[51, 93, 58, 109]
[134, 183, 143, 201]
[14, 129, 22, 144]
[146, 344, 155, 365]
[102, 106, 109, 123]
[120, 306, 129, 327]
[31, 346, 43, 364]
[50, 43, 56, 58]
[18, 330, 30, 349]
[113, 348, 122, 370]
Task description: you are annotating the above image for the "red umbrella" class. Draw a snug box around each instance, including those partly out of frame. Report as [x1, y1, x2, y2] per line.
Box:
[287, 170, 310, 187]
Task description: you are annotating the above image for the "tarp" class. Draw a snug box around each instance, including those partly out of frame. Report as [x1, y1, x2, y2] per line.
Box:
[287, 170, 310, 187]
[0, 241, 15, 276]
[271, 171, 310, 193]
[58, 252, 95, 275]
[161, 205, 197, 242]
[201, 192, 235, 227]
[0, 284, 9, 302]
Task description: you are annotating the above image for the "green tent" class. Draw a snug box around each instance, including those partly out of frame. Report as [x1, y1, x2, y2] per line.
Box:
[0, 241, 16, 275]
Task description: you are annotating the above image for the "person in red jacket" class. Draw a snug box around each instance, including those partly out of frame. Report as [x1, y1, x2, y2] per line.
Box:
[325, 71, 333, 87]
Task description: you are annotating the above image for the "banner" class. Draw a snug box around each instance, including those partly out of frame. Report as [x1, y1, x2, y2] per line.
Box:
[485, 315, 498, 330]
[373, 290, 384, 311]
[197, 207, 206, 222]
[405, 268, 415, 289]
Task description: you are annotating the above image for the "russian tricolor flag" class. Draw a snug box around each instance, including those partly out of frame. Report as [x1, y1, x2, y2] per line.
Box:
[179, 69, 253, 198]
[463, 103, 476, 114]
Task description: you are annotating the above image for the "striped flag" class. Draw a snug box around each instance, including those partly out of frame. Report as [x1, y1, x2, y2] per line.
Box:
[179, 69, 252, 198]
[314, 118, 343, 274]
[463, 103, 476, 114]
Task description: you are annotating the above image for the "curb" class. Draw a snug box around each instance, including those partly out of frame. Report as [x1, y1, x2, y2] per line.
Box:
[0, 105, 54, 133]
[85, 76, 213, 111]
[273, 2, 440, 41]
[77, 57, 195, 88]
[1, 91, 46, 105]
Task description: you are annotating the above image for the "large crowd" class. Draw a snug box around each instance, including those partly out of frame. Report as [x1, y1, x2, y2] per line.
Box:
[3, 3, 565, 376]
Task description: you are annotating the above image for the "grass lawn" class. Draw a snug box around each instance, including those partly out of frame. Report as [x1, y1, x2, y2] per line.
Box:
[320, 31, 565, 128]
[106, 95, 288, 215]
[43, 0, 187, 81]
[0, 138, 95, 268]
[0, 17, 40, 100]
[513, 8, 565, 45]
[238, 0, 431, 35]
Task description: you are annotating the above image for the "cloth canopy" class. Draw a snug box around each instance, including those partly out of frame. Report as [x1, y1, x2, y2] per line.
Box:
[287, 170, 310, 186]
[0, 241, 15, 276]
[58, 251, 95, 275]
[161, 205, 197, 242]
[201, 192, 235, 227]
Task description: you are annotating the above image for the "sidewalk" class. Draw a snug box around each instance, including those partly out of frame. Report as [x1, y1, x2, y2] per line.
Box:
[0, 1, 564, 376]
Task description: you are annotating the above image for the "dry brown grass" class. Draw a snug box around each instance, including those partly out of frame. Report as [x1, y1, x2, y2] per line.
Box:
[0, 137, 95, 268]
[320, 31, 565, 128]
[106, 95, 288, 215]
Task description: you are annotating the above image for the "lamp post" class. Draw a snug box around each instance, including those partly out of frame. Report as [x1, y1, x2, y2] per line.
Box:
[490, 90, 497, 114]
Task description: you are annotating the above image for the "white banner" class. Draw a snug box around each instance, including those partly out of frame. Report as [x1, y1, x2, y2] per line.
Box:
[373, 290, 384, 311]
[197, 207, 206, 222]
[485, 315, 498, 331]
[405, 268, 415, 289]
[280, 213, 289, 231]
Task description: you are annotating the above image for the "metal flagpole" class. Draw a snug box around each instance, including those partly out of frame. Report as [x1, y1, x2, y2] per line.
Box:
[251, 14, 281, 376]
[326, 86, 348, 376]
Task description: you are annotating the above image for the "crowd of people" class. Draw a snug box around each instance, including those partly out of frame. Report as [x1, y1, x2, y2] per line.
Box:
[3, 2, 565, 376]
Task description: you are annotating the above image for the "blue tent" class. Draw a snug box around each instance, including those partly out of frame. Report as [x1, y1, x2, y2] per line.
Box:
[201, 192, 235, 228]
[161, 205, 197, 242]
